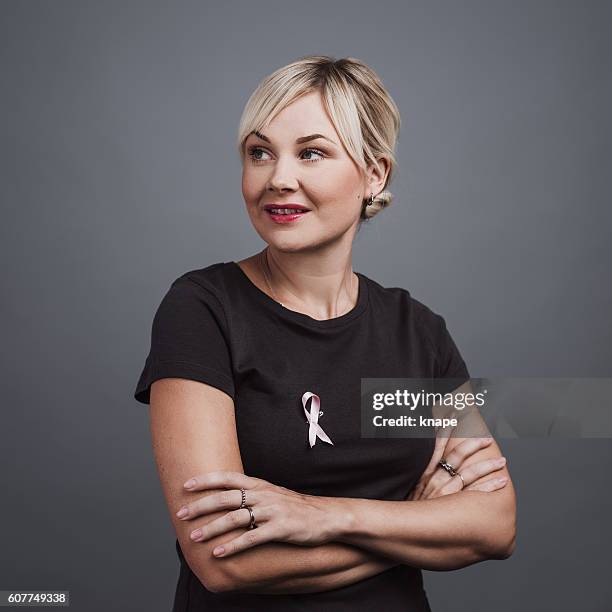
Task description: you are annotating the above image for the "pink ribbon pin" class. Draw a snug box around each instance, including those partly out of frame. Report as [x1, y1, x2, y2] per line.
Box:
[302, 391, 334, 448]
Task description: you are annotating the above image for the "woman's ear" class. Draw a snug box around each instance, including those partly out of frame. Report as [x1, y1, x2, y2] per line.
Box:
[366, 156, 391, 195]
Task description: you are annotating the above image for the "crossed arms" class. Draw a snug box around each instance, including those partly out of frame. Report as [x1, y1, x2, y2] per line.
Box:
[149, 378, 516, 594]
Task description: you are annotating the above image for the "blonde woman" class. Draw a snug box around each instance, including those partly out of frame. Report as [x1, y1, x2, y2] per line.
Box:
[135, 56, 516, 611]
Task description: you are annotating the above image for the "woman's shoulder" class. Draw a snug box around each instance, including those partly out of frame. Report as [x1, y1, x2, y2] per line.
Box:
[361, 273, 444, 326]
[151, 262, 237, 321]
[168, 261, 236, 298]
[363, 274, 467, 375]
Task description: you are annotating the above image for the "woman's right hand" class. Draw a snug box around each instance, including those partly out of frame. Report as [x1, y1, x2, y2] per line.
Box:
[407, 437, 509, 501]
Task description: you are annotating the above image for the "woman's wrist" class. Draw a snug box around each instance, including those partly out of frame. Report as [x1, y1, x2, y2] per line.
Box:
[315, 495, 357, 541]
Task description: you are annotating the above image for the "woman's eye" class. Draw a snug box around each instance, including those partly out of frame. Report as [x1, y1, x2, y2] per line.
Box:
[300, 148, 324, 162]
[247, 147, 325, 163]
[248, 147, 272, 162]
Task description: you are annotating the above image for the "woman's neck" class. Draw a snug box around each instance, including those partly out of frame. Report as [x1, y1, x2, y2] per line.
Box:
[240, 247, 358, 320]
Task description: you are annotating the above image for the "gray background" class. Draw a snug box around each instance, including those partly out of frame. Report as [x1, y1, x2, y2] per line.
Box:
[2, 0, 610, 610]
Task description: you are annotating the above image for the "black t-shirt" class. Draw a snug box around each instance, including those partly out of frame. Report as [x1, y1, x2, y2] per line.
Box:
[134, 261, 470, 611]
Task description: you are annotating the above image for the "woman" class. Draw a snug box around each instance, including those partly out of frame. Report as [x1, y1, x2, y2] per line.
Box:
[134, 55, 516, 611]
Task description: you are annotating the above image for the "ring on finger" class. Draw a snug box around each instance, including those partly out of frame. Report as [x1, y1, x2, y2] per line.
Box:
[454, 472, 465, 489]
[246, 505, 257, 529]
[239, 488, 257, 529]
[438, 459, 458, 477]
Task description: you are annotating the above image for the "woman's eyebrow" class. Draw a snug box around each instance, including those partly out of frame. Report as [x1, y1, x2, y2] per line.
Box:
[250, 130, 338, 146]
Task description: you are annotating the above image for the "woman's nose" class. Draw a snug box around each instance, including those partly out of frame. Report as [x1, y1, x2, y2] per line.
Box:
[267, 157, 299, 192]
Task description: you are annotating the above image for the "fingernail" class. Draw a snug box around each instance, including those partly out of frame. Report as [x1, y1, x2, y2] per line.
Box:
[190, 529, 202, 540]
[496, 457, 507, 466]
[176, 507, 188, 519]
[213, 546, 225, 556]
[184, 479, 196, 489]
[497, 477, 508, 484]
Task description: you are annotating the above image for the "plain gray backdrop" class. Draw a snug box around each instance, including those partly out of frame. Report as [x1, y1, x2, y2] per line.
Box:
[2, 1, 611, 610]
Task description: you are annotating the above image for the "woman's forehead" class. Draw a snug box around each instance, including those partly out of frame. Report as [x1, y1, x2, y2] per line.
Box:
[260, 92, 337, 138]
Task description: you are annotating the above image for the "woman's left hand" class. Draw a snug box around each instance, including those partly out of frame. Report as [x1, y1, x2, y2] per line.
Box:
[177, 471, 342, 557]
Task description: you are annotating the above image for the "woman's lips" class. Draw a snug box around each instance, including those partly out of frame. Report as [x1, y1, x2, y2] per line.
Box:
[265, 210, 310, 224]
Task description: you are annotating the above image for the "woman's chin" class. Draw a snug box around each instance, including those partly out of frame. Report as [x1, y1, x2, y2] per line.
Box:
[266, 239, 310, 253]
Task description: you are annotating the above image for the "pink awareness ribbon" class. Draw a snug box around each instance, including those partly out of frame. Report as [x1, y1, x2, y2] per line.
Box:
[302, 391, 334, 447]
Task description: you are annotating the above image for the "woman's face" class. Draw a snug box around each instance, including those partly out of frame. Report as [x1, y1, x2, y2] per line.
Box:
[242, 90, 376, 253]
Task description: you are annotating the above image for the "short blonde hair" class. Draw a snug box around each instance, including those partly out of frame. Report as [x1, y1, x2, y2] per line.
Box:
[237, 55, 401, 222]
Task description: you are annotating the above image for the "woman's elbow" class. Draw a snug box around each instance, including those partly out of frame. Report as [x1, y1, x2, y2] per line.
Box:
[490, 528, 516, 560]
[501, 532, 517, 559]
[193, 566, 233, 594]
[483, 487, 517, 560]
[185, 554, 235, 594]
[481, 518, 517, 561]
[196, 555, 260, 594]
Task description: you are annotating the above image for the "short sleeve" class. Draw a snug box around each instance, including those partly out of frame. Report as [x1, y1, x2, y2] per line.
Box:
[420, 309, 471, 394]
[134, 276, 235, 404]
[434, 314, 470, 380]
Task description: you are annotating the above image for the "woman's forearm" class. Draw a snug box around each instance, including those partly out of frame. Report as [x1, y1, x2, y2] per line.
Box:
[334, 487, 517, 571]
[213, 478, 515, 591]
[218, 540, 399, 593]
[232, 552, 397, 594]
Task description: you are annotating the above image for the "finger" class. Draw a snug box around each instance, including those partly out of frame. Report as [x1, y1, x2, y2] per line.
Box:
[432, 417, 458, 450]
[212, 525, 275, 558]
[421, 444, 464, 497]
[420, 434, 450, 484]
[191, 507, 263, 542]
[414, 431, 476, 500]
[457, 456, 507, 487]
[431, 428, 453, 462]
[183, 471, 259, 492]
[466, 477, 508, 492]
[421, 469, 454, 499]
[431, 456, 506, 496]
[430, 475, 464, 498]
[443, 437, 493, 471]
[407, 485, 424, 501]
[178, 489, 257, 521]
[427, 438, 496, 496]
[435, 422, 457, 442]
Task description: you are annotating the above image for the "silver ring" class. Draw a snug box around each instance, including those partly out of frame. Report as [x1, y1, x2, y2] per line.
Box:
[454, 472, 465, 489]
[438, 459, 458, 477]
[246, 505, 257, 529]
[239, 488, 247, 509]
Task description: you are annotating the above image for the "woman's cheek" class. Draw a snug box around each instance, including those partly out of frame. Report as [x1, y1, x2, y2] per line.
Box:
[241, 169, 264, 202]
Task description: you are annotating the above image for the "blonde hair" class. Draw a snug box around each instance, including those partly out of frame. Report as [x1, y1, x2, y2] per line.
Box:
[237, 55, 401, 222]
